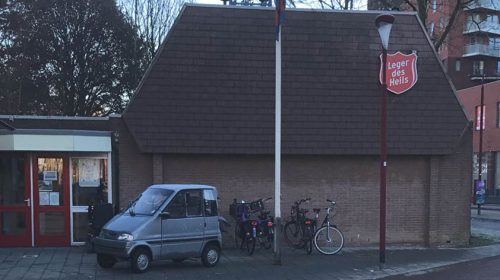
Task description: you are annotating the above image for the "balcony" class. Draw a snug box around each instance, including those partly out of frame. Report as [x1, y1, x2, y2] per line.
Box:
[464, 20, 500, 35]
[465, 0, 500, 11]
[463, 43, 500, 57]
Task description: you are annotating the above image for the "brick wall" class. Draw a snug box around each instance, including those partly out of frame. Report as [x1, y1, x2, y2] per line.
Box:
[116, 121, 153, 207]
[160, 154, 430, 246]
[428, 127, 472, 246]
[114, 121, 472, 247]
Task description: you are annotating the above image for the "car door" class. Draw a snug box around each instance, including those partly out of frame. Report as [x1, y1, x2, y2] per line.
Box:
[160, 189, 205, 259]
[203, 189, 220, 241]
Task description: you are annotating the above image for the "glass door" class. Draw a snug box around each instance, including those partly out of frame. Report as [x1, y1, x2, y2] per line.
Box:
[33, 156, 70, 246]
[0, 154, 31, 247]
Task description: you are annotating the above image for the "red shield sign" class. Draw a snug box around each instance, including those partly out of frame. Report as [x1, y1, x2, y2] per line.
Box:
[379, 51, 418, 95]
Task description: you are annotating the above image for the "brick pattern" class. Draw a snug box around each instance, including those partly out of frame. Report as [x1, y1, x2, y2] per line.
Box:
[428, 127, 472, 246]
[115, 121, 153, 207]
[153, 154, 163, 184]
[146, 150, 469, 246]
[123, 5, 469, 156]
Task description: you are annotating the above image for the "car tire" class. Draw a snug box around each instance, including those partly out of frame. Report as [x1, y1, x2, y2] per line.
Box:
[97, 254, 116, 269]
[201, 244, 220, 267]
[130, 248, 151, 273]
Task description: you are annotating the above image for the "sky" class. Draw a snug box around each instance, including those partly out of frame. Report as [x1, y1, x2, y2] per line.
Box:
[194, 0, 368, 10]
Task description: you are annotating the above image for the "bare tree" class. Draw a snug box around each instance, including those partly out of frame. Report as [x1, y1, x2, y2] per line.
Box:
[0, 0, 148, 116]
[119, 0, 193, 64]
[369, 0, 478, 51]
[289, 0, 365, 9]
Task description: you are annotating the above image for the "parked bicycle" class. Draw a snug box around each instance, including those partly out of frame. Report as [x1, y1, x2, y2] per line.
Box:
[229, 197, 274, 255]
[283, 198, 317, 254]
[313, 199, 344, 255]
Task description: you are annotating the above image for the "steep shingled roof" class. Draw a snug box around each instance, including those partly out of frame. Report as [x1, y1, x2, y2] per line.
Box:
[123, 4, 469, 155]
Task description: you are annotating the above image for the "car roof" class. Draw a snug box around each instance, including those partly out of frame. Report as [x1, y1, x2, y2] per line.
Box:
[148, 184, 216, 192]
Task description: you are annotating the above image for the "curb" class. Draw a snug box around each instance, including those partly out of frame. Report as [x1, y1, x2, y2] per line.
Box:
[374, 244, 500, 279]
[471, 216, 500, 222]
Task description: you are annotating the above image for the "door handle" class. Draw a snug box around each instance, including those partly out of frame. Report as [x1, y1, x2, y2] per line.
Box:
[24, 198, 31, 207]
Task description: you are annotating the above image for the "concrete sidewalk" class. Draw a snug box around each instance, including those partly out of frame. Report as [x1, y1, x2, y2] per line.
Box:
[1, 243, 500, 280]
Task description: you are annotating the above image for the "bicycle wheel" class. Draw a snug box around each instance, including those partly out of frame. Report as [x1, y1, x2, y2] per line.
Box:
[284, 221, 303, 247]
[305, 238, 313, 255]
[246, 237, 256, 255]
[313, 226, 344, 255]
[234, 223, 243, 249]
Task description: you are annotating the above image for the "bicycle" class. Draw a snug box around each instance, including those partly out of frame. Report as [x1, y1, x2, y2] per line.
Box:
[283, 198, 316, 254]
[230, 197, 273, 255]
[313, 199, 344, 255]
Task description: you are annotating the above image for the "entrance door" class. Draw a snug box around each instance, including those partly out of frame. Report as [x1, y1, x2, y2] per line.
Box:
[33, 156, 70, 246]
[0, 154, 32, 247]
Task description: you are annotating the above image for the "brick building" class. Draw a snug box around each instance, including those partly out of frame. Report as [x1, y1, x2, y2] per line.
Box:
[369, 0, 500, 90]
[0, 5, 471, 247]
[457, 80, 500, 203]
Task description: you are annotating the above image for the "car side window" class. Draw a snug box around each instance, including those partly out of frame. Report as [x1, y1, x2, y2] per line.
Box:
[186, 190, 202, 216]
[164, 191, 186, 218]
[203, 189, 218, 217]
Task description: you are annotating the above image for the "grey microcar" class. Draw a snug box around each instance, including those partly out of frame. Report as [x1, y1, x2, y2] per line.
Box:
[93, 184, 222, 273]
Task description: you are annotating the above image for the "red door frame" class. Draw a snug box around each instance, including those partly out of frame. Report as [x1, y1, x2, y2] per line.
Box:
[33, 154, 71, 246]
[0, 153, 32, 247]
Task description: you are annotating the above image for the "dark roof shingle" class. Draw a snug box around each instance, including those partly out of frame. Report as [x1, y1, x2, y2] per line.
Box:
[123, 5, 469, 155]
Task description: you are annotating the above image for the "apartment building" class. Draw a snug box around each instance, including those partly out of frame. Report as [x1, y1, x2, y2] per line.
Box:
[369, 0, 500, 90]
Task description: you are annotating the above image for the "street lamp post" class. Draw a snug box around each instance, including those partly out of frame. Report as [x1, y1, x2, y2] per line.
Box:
[375, 13, 395, 267]
[477, 73, 485, 215]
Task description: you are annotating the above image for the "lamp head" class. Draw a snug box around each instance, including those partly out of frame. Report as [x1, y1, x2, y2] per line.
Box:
[375, 14, 395, 50]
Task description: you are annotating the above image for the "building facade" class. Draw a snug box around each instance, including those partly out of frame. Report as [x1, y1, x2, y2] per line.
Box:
[457, 80, 500, 203]
[0, 5, 472, 247]
[369, 0, 500, 90]
[0, 116, 117, 247]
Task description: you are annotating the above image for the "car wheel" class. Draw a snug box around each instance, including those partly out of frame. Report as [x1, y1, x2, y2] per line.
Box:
[201, 244, 220, 267]
[130, 248, 151, 273]
[97, 254, 116, 269]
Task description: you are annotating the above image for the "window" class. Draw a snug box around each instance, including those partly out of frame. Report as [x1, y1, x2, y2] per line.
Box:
[473, 60, 484, 75]
[439, 17, 445, 30]
[470, 35, 478, 45]
[204, 189, 218, 217]
[165, 191, 186, 218]
[164, 189, 202, 218]
[432, 0, 437, 12]
[429, 23, 435, 36]
[71, 158, 108, 206]
[489, 37, 500, 49]
[127, 188, 173, 216]
[186, 190, 202, 216]
[476, 105, 486, 131]
[455, 60, 461, 72]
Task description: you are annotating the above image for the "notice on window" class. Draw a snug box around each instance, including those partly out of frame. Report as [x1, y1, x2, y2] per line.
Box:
[43, 171, 58, 181]
[79, 159, 100, 187]
[49, 192, 60, 206]
[39, 192, 50, 206]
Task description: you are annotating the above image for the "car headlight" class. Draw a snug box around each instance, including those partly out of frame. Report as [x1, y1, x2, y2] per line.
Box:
[117, 233, 134, 241]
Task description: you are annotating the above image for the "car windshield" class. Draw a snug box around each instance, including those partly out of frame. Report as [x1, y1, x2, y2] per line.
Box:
[127, 188, 173, 216]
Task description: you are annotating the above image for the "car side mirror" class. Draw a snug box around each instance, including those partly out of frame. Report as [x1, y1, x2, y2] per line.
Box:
[159, 212, 171, 220]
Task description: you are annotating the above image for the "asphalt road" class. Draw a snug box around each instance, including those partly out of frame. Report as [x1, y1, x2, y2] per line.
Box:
[382, 255, 500, 280]
[472, 217, 500, 237]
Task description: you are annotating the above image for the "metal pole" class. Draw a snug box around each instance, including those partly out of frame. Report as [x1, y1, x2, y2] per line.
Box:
[273, 24, 282, 266]
[478, 74, 485, 215]
[379, 47, 388, 266]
